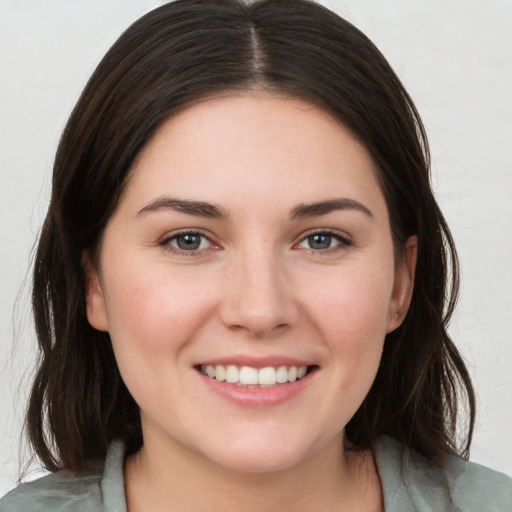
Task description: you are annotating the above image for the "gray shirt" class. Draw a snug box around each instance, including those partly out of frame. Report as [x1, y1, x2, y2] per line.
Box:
[1, 436, 511, 511]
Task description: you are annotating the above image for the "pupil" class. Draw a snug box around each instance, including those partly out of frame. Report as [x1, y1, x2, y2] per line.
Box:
[310, 234, 331, 249]
[177, 234, 200, 250]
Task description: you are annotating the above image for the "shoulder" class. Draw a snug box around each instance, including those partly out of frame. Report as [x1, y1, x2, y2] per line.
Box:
[375, 435, 512, 512]
[0, 470, 103, 512]
[442, 454, 512, 511]
[0, 441, 127, 512]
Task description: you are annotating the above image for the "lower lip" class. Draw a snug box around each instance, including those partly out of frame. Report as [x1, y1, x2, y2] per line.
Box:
[197, 369, 316, 408]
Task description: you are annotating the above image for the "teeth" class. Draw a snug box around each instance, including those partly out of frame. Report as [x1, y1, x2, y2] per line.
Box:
[258, 366, 277, 385]
[215, 365, 226, 382]
[199, 364, 310, 386]
[225, 365, 239, 383]
[276, 366, 288, 383]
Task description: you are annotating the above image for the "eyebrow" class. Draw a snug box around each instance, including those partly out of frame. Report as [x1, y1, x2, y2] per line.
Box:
[137, 196, 229, 219]
[137, 196, 373, 221]
[290, 198, 374, 220]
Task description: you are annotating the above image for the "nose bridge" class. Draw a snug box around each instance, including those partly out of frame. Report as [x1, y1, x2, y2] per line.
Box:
[220, 241, 297, 336]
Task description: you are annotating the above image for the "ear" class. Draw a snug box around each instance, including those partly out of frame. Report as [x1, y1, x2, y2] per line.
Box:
[82, 253, 109, 332]
[386, 236, 418, 333]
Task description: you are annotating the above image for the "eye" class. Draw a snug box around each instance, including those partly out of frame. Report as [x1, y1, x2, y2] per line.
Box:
[296, 230, 351, 251]
[162, 231, 214, 253]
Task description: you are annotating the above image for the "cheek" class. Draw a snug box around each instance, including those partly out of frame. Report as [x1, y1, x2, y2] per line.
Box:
[304, 262, 392, 391]
[100, 260, 218, 389]
[104, 259, 212, 335]
[306, 264, 394, 345]
[308, 267, 393, 417]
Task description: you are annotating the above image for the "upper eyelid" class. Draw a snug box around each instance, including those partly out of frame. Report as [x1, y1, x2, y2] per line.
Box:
[293, 229, 353, 253]
[160, 228, 214, 242]
[296, 228, 352, 242]
[159, 230, 218, 253]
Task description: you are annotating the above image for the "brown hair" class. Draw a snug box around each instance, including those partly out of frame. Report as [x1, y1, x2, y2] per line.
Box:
[28, 0, 474, 473]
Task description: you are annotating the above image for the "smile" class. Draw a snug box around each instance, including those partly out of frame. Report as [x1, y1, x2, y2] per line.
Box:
[198, 364, 310, 387]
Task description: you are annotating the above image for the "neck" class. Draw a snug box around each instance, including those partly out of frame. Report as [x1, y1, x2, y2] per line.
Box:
[124, 428, 383, 512]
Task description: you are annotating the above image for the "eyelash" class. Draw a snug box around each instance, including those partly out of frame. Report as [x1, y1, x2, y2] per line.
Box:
[159, 229, 217, 256]
[295, 229, 352, 253]
[159, 228, 352, 256]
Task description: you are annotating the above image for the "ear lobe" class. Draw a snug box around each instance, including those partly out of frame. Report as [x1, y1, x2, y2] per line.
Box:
[82, 253, 109, 332]
[386, 236, 418, 333]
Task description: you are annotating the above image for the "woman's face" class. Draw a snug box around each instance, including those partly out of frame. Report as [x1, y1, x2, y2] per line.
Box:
[86, 92, 415, 473]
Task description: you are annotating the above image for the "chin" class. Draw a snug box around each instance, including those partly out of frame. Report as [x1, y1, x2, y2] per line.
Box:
[212, 451, 303, 474]
[197, 435, 320, 474]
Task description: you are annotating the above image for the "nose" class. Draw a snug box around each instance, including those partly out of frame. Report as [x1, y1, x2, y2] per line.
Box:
[218, 246, 299, 337]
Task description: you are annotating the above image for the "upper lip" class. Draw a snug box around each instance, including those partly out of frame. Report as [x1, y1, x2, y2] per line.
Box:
[194, 355, 315, 369]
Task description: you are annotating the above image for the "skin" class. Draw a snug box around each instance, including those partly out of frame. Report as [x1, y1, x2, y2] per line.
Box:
[85, 92, 416, 511]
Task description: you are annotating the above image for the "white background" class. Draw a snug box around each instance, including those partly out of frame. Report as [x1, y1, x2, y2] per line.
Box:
[1, 0, 511, 495]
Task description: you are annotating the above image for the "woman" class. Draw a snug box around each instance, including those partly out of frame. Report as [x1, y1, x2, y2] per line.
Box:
[1, 0, 511, 510]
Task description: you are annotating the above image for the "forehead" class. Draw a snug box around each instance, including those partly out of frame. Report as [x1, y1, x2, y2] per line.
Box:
[120, 92, 386, 219]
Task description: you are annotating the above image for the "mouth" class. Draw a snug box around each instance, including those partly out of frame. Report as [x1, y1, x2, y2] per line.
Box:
[196, 364, 317, 388]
